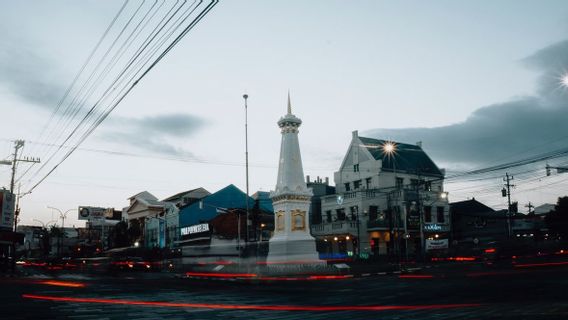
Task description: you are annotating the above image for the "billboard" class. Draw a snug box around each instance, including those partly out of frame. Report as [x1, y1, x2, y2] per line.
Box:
[425, 239, 449, 251]
[78, 206, 107, 221]
[0, 191, 15, 230]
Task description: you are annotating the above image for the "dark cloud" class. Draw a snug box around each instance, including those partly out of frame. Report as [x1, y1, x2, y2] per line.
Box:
[364, 39, 568, 169]
[100, 113, 206, 156]
[136, 114, 205, 137]
[0, 36, 66, 108]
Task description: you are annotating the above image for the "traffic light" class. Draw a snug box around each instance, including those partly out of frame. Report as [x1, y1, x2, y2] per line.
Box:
[501, 188, 507, 197]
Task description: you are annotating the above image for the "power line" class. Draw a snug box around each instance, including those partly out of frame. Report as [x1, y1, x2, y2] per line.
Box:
[22, 0, 219, 196]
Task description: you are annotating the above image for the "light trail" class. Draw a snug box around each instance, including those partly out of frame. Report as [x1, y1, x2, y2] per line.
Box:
[22, 294, 482, 312]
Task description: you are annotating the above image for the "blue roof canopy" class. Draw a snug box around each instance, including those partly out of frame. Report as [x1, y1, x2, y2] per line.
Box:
[179, 184, 273, 227]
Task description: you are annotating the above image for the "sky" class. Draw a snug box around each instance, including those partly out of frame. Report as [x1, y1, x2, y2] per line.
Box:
[2, 0, 568, 228]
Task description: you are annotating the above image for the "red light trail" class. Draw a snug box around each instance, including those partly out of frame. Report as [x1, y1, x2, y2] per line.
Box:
[22, 294, 481, 312]
[514, 261, 568, 268]
[37, 280, 86, 288]
[185, 272, 258, 278]
[398, 274, 434, 279]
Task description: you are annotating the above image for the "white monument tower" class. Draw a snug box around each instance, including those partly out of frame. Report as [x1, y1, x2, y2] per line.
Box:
[267, 93, 321, 263]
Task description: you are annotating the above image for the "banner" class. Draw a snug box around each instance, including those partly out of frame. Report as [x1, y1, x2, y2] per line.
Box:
[78, 206, 107, 221]
[0, 191, 15, 230]
[425, 239, 449, 250]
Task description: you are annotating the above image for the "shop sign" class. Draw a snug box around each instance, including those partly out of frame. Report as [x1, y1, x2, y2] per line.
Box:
[181, 223, 210, 236]
[426, 239, 449, 250]
[406, 202, 420, 230]
[0, 191, 15, 230]
[424, 224, 443, 232]
[78, 206, 106, 221]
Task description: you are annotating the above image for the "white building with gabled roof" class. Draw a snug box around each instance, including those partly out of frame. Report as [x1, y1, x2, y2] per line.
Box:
[314, 130, 450, 260]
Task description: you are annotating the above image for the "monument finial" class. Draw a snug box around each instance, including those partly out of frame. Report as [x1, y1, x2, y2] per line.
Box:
[287, 90, 292, 114]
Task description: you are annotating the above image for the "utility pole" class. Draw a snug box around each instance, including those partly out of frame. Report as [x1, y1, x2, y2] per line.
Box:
[10, 140, 25, 195]
[525, 202, 534, 215]
[502, 173, 515, 238]
[4, 140, 41, 230]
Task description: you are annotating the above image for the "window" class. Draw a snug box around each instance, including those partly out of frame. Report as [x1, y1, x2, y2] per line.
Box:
[437, 206, 445, 223]
[353, 164, 359, 172]
[396, 177, 403, 189]
[336, 208, 346, 221]
[424, 206, 432, 223]
[410, 179, 420, 190]
[369, 205, 378, 221]
[353, 180, 361, 190]
[366, 177, 372, 189]
[350, 206, 358, 220]
[326, 210, 332, 222]
[424, 181, 432, 191]
[344, 183, 351, 191]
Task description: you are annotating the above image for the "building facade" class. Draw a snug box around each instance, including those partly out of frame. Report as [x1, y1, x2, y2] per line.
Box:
[313, 131, 450, 260]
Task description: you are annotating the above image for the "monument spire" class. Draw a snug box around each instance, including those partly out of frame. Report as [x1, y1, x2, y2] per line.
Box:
[287, 90, 292, 114]
[268, 93, 320, 264]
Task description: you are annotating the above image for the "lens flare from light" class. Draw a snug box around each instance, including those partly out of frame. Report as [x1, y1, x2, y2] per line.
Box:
[561, 74, 568, 88]
[383, 142, 395, 154]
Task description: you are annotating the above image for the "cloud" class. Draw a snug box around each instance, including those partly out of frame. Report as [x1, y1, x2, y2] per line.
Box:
[364, 39, 568, 169]
[0, 36, 66, 108]
[100, 113, 206, 156]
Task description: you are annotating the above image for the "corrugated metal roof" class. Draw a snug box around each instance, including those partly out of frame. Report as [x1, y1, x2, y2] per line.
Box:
[359, 136, 443, 177]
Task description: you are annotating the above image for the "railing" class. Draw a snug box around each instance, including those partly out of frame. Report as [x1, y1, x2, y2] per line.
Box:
[367, 219, 404, 229]
[311, 221, 359, 235]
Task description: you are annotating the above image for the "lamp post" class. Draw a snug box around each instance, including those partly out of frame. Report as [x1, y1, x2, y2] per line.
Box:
[383, 141, 402, 263]
[33, 219, 57, 229]
[199, 201, 243, 258]
[243, 94, 250, 245]
[47, 207, 76, 257]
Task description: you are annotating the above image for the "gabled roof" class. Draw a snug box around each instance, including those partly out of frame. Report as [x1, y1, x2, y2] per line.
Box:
[450, 198, 499, 217]
[162, 187, 210, 203]
[359, 136, 443, 177]
[128, 191, 158, 201]
[179, 185, 273, 227]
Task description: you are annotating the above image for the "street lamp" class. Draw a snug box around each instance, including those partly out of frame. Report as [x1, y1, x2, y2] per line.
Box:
[199, 201, 244, 257]
[33, 219, 57, 229]
[243, 93, 250, 245]
[47, 207, 76, 233]
[383, 141, 403, 263]
[47, 207, 76, 257]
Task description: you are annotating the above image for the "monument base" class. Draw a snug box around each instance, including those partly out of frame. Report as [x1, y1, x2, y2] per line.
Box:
[267, 236, 323, 264]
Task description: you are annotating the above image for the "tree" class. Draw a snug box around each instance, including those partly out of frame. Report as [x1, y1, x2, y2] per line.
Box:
[127, 219, 142, 245]
[545, 196, 568, 242]
[109, 220, 129, 248]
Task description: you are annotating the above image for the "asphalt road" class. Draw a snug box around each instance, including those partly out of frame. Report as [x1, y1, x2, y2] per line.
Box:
[2, 263, 568, 320]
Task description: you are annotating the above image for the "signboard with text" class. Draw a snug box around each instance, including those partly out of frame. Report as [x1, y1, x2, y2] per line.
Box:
[0, 191, 15, 230]
[425, 239, 449, 251]
[78, 206, 106, 221]
[180, 223, 210, 241]
[406, 202, 420, 230]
